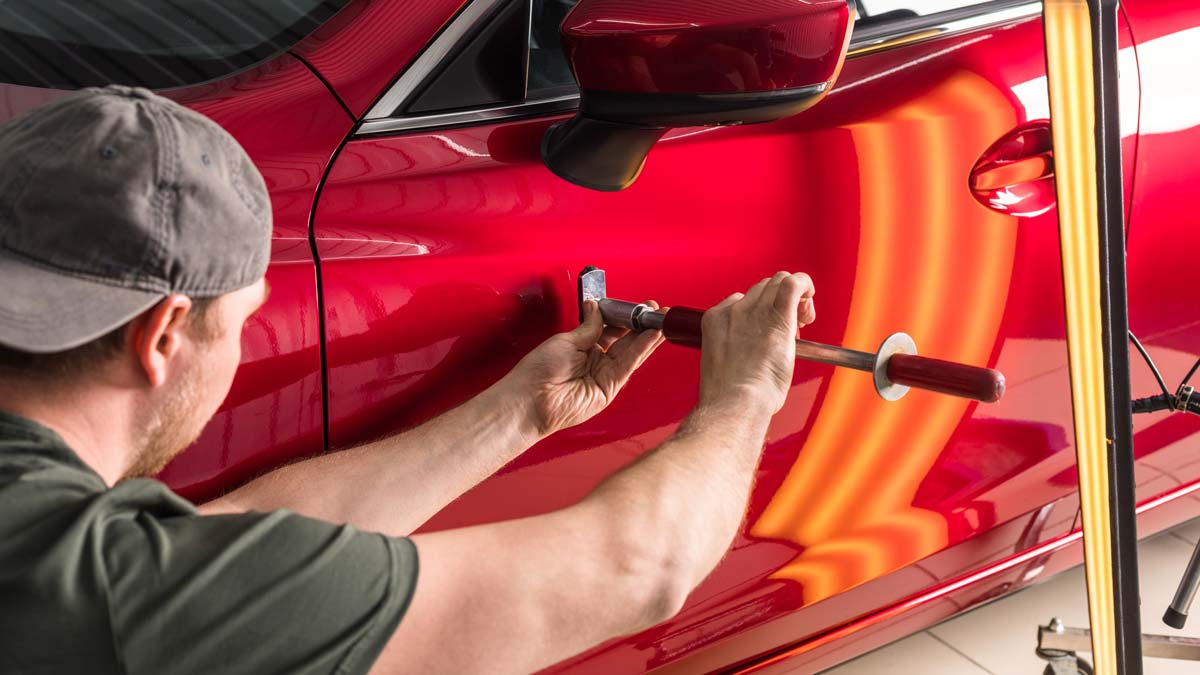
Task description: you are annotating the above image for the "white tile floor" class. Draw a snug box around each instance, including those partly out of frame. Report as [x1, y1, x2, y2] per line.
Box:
[822, 518, 1200, 675]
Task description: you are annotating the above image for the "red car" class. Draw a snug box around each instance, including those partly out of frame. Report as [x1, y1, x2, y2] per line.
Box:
[1, 0, 1197, 672]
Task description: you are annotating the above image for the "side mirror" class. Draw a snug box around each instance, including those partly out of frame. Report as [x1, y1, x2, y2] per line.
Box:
[542, 0, 855, 191]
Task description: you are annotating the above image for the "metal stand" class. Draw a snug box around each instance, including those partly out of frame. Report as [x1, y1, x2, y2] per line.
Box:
[1164, 536, 1200, 629]
[1036, 617, 1200, 674]
[1037, 618, 1095, 675]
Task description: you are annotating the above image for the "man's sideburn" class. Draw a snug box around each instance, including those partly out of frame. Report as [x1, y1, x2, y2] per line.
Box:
[123, 314, 226, 480]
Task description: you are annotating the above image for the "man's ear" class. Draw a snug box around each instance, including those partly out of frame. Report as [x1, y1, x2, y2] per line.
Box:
[129, 295, 194, 387]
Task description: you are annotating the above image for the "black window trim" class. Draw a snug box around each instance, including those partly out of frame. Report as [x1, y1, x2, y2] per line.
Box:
[356, 0, 1043, 138]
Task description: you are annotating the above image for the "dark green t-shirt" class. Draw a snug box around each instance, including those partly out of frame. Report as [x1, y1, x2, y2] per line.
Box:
[0, 410, 418, 674]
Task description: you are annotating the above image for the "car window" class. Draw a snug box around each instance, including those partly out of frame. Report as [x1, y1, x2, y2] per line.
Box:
[405, 0, 578, 114]
[529, 0, 579, 98]
[0, 0, 352, 90]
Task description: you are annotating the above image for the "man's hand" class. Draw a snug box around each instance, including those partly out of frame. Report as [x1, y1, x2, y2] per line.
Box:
[386, 273, 820, 675]
[501, 301, 665, 437]
[698, 272, 816, 415]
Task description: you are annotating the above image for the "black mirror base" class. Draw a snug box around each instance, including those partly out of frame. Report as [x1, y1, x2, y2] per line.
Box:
[541, 82, 835, 191]
[541, 115, 667, 192]
[581, 82, 831, 128]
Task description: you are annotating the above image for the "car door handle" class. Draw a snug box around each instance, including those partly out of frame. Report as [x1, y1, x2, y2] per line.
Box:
[969, 120, 1056, 217]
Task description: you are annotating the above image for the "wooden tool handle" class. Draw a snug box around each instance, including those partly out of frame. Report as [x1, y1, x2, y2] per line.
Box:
[661, 307, 705, 347]
[887, 353, 1006, 403]
[659, 306, 1005, 404]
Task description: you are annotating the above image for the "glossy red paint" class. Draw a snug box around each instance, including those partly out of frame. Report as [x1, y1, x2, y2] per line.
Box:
[714, 5, 1200, 672]
[729, 475, 1200, 674]
[562, 0, 851, 94]
[308, 8, 1178, 672]
[292, 0, 469, 117]
[0, 0, 1192, 673]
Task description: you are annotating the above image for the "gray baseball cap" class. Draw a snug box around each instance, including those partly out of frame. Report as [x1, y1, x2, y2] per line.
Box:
[0, 85, 271, 354]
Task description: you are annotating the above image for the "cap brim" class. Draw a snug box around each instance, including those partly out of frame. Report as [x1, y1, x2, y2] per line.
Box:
[0, 251, 164, 354]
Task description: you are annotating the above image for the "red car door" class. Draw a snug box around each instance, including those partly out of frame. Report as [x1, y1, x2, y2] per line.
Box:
[305, 1, 1146, 673]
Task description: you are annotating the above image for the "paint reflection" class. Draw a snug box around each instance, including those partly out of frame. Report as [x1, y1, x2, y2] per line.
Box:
[752, 71, 1020, 605]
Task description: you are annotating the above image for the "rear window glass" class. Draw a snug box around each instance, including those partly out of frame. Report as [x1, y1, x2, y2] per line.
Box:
[0, 1, 351, 90]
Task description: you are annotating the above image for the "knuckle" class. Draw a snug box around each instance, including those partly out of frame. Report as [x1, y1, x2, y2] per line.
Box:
[702, 310, 723, 330]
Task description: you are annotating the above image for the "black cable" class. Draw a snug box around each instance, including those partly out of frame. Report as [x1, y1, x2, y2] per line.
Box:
[1129, 331, 1172, 398]
[1126, 332, 1200, 417]
[1182, 356, 1200, 389]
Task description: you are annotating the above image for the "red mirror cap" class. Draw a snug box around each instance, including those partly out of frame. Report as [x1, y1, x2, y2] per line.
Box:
[562, 0, 852, 96]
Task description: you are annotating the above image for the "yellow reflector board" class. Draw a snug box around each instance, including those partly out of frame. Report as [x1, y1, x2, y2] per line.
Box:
[1044, 1, 1141, 673]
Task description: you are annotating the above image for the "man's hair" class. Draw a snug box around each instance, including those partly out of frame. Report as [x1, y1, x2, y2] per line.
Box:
[0, 298, 218, 381]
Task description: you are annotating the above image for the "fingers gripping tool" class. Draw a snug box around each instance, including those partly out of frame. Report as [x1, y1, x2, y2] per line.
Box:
[578, 266, 1005, 403]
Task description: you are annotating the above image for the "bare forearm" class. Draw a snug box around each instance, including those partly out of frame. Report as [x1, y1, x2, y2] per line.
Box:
[201, 381, 542, 536]
[371, 274, 812, 675]
[373, 396, 774, 675]
[582, 395, 773, 622]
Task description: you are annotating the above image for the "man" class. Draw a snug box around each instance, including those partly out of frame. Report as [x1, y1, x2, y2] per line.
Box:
[0, 87, 816, 674]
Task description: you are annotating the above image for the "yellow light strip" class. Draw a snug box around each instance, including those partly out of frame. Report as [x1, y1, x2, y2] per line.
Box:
[1043, 2, 1117, 674]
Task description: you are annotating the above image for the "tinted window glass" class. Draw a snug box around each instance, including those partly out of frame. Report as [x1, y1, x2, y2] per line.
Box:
[529, 0, 579, 98]
[0, 1, 351, 90]
[407, 0, 529, 114]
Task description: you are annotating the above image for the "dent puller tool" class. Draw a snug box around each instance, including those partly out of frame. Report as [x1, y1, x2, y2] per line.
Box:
[578, 266, 1005, 404]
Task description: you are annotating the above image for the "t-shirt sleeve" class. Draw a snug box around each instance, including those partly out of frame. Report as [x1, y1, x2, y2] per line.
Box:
[101, 501, 417, 675]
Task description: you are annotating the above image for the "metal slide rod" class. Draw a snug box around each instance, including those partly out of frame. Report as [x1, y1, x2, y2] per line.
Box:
[580, 269, 1006, 404]
[1165, 541, 1200, 628]
[1043, 1, 1141, 673]
[619, 298, 880, 371]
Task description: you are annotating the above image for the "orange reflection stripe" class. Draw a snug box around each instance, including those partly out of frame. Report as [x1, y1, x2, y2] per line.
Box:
[752, 71, 1019, 603]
